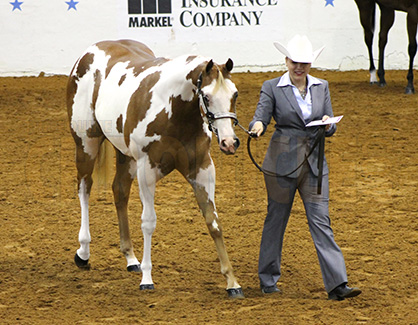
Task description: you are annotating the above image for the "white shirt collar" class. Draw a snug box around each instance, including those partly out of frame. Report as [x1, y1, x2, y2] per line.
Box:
[277, 71, 322, 88]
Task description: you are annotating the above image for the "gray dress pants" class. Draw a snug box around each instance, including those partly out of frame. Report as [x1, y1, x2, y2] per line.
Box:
[258, 164, 348, 293]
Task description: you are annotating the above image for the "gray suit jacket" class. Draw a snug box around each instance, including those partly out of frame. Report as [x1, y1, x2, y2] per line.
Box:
[249, 75, 336, 178]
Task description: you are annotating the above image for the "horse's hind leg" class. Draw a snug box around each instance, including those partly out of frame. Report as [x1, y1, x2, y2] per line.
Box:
[188, 162, 244, 298]
[405, 14, 417, 94]
[355, 0, 378, 83]
[73, 135, 104, 269]
[112, 150, 141, 272]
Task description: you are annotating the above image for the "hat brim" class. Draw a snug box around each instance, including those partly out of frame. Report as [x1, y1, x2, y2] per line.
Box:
[273, 41, 292, 59]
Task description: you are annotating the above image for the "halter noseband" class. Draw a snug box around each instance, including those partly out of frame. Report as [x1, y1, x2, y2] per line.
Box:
[197, 73, 239, 136]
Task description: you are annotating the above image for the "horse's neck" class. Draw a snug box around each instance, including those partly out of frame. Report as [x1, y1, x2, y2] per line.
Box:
[155, 56, 206, 103]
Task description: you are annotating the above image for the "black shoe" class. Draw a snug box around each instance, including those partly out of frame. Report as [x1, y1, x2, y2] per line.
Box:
[328, 284, 361, 301]
[261, 285, 280, 294]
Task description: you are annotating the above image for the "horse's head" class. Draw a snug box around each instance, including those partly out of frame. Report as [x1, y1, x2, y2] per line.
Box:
[196, 58, 240, 155]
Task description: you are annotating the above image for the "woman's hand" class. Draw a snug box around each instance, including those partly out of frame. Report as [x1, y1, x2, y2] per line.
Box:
[322, 115, 331, 131]
[250, 121, 264, 138]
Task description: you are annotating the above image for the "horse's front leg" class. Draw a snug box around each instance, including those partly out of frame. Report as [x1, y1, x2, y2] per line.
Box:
[377, 6, 395, 87]
[136, 158, 161, 290]
[405, 14, 417, 94]
[190, 161, 244, 298]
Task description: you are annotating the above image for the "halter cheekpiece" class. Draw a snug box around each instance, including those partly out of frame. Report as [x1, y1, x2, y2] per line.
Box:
[196, 72, 239, 136]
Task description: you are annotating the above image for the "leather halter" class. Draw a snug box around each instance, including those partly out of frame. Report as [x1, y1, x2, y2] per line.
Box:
[196, 73, 239, 136]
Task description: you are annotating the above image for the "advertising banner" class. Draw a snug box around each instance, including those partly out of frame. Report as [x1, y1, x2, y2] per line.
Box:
[0, 0, 412, 75]
[117, 0, 284, 68]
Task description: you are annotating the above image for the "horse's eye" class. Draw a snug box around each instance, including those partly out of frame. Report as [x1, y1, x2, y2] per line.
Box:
[233, 92, 238, 100]
[203, 95, 210, 104]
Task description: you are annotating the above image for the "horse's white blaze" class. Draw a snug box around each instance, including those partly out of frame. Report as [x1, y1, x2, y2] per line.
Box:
[77, 178, 91, 261]
[202, 78, 237, 146]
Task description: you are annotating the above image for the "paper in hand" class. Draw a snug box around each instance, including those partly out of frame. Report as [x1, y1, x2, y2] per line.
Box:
[306, 115, 343, 127]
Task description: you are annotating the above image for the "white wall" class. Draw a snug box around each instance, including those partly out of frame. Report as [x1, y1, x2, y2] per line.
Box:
[0, 0, 413, 76]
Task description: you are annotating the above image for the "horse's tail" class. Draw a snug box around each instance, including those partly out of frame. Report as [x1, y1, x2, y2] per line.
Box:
[92, 140, 114, 191]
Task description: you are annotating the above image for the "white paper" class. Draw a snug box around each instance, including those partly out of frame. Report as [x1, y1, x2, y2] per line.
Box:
[306, 115, 343, 127]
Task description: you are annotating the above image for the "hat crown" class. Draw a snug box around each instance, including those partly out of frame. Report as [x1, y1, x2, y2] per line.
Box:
[273, 34, 324, 64]
[287, 35, 314, 62]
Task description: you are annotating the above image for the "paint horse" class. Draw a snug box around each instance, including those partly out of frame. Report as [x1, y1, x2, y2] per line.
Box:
[354, 0, 418, 94]
[66, 40, 244, 298]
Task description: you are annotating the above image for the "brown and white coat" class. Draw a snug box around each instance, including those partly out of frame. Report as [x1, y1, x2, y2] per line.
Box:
[67, 40, 243, 297]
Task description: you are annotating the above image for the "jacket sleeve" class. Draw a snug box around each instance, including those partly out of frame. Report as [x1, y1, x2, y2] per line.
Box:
[249, 80, 276, 135]
[323, 80, 337, 137]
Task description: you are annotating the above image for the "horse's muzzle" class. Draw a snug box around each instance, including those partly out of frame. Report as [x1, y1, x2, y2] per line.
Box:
[234, 136, 240, 151]
[220, 136, 240, 155]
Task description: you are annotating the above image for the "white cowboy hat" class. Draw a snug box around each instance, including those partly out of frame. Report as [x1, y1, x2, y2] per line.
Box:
[273, 35, 325, 63]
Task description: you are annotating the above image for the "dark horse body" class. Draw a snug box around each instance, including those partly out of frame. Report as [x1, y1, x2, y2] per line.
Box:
[355, 0, 418, 93]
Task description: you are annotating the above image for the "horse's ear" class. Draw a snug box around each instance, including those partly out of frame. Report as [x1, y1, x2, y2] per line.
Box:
[205, 60, 214, 73]
[225, 58, 233, 72]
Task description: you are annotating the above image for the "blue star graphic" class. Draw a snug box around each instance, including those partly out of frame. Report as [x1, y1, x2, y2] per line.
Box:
[66, 0, 79, 11]
[325, 0, 334, 6]
[10, 0, 23, 11]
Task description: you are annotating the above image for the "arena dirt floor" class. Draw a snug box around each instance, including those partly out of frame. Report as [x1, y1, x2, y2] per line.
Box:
[0, 69, 417, 324]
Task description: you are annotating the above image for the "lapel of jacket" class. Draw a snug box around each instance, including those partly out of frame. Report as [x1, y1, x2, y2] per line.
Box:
[309, 84, 320, 122]
[281, 86, 306, 125]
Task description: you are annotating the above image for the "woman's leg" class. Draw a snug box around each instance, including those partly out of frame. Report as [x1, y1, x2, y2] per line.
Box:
[258, 174, 297, 288]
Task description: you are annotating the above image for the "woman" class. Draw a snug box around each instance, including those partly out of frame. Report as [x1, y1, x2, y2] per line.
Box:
[249, 35, 361, 300]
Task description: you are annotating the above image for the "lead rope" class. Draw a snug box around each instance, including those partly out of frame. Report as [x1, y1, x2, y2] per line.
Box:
[245, 126, 326, 194]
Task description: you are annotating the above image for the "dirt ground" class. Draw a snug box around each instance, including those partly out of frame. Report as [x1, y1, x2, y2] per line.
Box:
[0, 69, 417, 324]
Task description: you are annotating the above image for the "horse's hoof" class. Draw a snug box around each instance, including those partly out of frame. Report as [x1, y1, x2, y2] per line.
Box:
[74, 253, 90, 270]
[226, 288, 245, 299]
[379, 82, 387, 88]
[369, 81, 378, 85]
[140, 284, 155, 290]
[127, 264, 141, 273]
[405, 88, 415, 94]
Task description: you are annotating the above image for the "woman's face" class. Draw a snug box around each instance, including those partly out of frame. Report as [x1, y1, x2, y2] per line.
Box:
[286, 58, 311, 84]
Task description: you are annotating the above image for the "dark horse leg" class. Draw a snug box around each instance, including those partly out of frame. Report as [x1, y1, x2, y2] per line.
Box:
[355, 0, 378, 84]
[405, 13, 417, 94]
[112, 150, 141, 272]
[377, 5, 395, 88]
